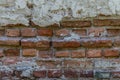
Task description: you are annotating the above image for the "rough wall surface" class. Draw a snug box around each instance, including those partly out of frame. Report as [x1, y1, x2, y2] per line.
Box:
[0, 0, 120, 26]
[0, 0, 120, 80]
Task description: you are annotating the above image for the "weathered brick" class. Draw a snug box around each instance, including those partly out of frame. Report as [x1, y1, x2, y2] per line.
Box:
[21, 38, 50, 49]
[0, 37, 20, 46]
[107, 29, 120, 37]
[103, 49, 119, 57]
[64, 69, 79, 78]
[61, 20, 91, 27]
[39, 50, 53, 58]
[21, 28, 36, 37]
[88, 27, 105, 37]
[36, 40, 50, 49]
[72, 29, 87, 36]
[37, 60, 62, 69]
[53, 40, 80, 48]
[48, 70, 62, 78]
[94, 19, 120, 26]
[4, 49, 20, 56]
[55, 29, 70, 37]
[55, 51, 70, 58]
[0, 49, 4, 57]
[114, 38, 120, 47]
[80, 70, 93, 77]
[37, 28, 53, 36]
[87, 49, 102, 58]
[6, 29, 20, 37]
[0, 30, 4, 36]
[21, 38, 36, 48]
[71, 50, 85, 58]
[33, 70, 46, 78]
[112, 71, 120, 78]
[22, 49, 38, 57]
[81, 39, 112, 48]
[64, 60, 85, 68]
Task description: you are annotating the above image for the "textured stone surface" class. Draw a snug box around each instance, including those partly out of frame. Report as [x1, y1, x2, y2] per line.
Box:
[0, 0, 120, 26]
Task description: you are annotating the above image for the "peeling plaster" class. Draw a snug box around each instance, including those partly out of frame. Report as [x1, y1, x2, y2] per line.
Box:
[0, 0, 120, 27]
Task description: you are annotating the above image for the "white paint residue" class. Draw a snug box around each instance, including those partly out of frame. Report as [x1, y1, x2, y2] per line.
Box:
[0, 0, 120, 26]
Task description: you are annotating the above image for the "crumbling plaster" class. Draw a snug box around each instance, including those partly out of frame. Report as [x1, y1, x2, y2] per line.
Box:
[0, 0, 120, 27]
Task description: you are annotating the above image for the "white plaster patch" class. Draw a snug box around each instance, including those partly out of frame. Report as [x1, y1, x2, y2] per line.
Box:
[0, 0, 120, 26]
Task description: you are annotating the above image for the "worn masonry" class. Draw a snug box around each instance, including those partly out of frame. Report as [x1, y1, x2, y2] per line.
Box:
[0, 0, 120, 80]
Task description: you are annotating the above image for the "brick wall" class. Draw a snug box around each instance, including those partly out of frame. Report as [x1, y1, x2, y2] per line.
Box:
[0, 18, 120, 80]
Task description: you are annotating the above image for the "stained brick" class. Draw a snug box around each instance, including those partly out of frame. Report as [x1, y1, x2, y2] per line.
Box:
[55, 29, 70, 37]
[64, 69, 79, 78]
[22, 49, 38, 57]
[72, 29, 87, 36]
[94, 19, 120, 26]
[55, 51, 70, 58]
[107, 29, 120, 37]
[21, 28, 36, 37]
[81, 39, 112, 48]
[87, 49, 102, 58]
[39, 50, 53, 58]
[80, 70, 94, 77]
[0, 37, 20, 46]
[71, 50, 85, 58]
[48, 70, 62, 78]
[33, 70, 46, 78]
[4, 49, 20, 56]
[61, 20, 91, 27]
[114, 38, 120, 47]
[6, 29, 20, 37]
[37, 60, 62, 69]
[88, 27, 105, 37]
[103, 49, 119, 57]
[53, 40, 80, 48]
[37, 29, 53, 36]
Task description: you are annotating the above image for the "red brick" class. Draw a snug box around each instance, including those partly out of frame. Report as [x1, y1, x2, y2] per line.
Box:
[37, 29, 53, 36]
[55, 51, 70, 58]
[64, 69, 79, 78]
[114, 38, 120, 46]
[39, 50, 53, 58]
[87, 49, 102, 58]
[21, 28, 36, 37]
[64, 60, 84, 68]
[94, 19, 120, 26]
[107, 29, 120, 37]
[55, 29, 70, 37]
[103, 49, 119, 57]
[6, 29, 20, 37]
[4, 49, 20, 56]
[88, 27, 105, 37]
[72, 29, 87, 36]
[33, 70, 46, 78]
[112, 71, 120, 78]
[81, 39, 112, 48]
[0, 30, 4, 36]
[80, 70, 93, 77]
[71, 50, 85, 58]
[22, 49, 38, 57]
[53, 40, 80, 48]
[48, 70, 62, 78]
[21, 38, 36, 48]
[36, 40, 50, 49]
[0, 50, 4, 57]
[21, 38, 50, 49]
[37, 60, 61, 69]
[61, 20, 91, 27]
[0, 37, 20, 46]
